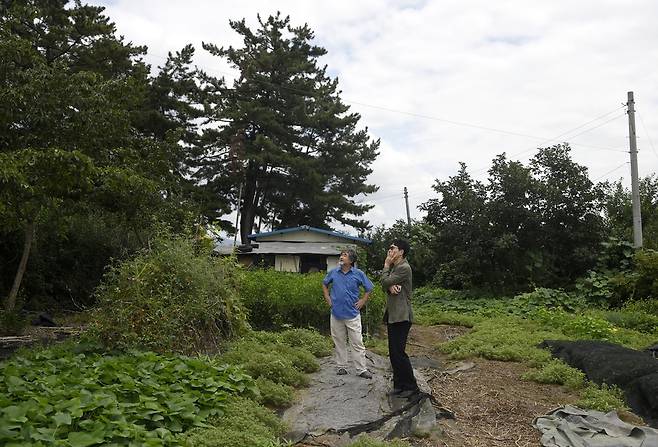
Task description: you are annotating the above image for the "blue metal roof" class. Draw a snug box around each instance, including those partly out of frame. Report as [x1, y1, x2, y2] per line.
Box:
[248, 225, 372, 245]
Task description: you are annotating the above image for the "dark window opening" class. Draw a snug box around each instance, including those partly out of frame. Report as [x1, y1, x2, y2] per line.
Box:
[300, 254, 326, 273]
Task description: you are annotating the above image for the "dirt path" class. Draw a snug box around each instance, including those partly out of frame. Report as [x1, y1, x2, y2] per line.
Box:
[405, 325, 579, 447]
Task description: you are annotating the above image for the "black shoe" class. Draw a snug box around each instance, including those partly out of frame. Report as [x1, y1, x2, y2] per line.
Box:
[336, 368, 348, 375]
[387, 387, 403, 396]
[398, 388, 420, 398]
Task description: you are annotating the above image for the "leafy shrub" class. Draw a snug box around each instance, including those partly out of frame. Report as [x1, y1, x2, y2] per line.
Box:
[522, 359, 586, 390]
[514, 288, 585, 312]
[364, 334, 389, 356]
[576, 383, 628, 413]
[240, 269, 385, 334]
[576, 248, 658, 307]
[623, 299, 658, 317]
[601, 310, 658, 334]
[634, 249, 658, 299]
[0, 343, 257, 445]
[180, 396, 287, 447]
[90, 235, 247, 354]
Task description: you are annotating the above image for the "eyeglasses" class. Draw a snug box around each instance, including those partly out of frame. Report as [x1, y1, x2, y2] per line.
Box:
[388, 245, 398, 251]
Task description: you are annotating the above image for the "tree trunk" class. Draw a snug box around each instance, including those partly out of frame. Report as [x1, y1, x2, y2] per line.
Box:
[5, 220, 36, 313]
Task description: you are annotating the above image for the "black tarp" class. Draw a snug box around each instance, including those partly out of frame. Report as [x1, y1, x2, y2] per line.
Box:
[540, 340, 658, 428]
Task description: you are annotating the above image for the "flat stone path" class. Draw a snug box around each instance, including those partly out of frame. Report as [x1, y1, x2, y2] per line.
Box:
[283, 351, 442, 445]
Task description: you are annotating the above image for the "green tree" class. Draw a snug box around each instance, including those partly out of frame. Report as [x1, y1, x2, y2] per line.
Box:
[365, 219, 436, 286]
[0, 149, 94, 311]
[420, 163, 490, 289]
[603, 175, 658, 250]
[529, 144, 605, 285]
[0, 1, 192, 311]
[485, 154, 539, 291]
[419, 145, 606, 292]
[198, 13, 379, 242]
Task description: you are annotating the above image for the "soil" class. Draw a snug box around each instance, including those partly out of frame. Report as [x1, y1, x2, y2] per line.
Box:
[402, 324, 580, 447]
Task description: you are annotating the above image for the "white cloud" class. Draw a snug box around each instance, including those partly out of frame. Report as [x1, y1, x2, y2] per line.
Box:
[97, 0, 658, 232]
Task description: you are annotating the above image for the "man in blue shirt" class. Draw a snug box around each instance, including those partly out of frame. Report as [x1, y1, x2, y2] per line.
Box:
[322, 248, 374, 378]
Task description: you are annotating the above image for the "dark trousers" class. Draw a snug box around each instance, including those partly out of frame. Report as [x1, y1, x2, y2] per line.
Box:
[387, 321, 418, 391]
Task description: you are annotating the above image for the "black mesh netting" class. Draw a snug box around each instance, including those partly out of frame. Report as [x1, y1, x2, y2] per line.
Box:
[540, 340, 658, 427]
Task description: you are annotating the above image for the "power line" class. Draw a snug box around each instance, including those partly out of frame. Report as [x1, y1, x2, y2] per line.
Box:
[637, 111, 658, 161]
[593, 162, 630, 182]
[145, 49, 627, 154]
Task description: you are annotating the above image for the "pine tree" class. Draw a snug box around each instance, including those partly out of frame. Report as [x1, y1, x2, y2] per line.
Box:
[199, 13, 379, 242]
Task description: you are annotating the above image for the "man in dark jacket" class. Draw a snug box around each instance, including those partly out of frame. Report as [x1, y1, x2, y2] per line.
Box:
[381, 239, 418, 397]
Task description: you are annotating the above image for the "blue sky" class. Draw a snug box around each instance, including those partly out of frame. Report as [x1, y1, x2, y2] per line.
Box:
[97, 0, 658, 232]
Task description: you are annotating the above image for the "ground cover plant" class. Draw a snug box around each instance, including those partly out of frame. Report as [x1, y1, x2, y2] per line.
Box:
[220, 329, 332, 408]
[0, 327, 332, 446]
[416, 287, 657, 412]
[240, 269, 385, 334]
[0, 343, 257, 445]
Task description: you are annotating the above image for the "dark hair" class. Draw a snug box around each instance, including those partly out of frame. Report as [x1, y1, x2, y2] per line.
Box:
[391, 239, 410, 258]
[341, 248, 358, 264]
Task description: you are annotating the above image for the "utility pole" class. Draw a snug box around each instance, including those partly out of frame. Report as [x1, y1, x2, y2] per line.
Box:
[627, 91, 643, 248]
[403, 187, 411, 229]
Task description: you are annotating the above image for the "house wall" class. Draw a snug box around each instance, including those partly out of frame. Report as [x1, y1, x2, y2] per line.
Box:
[326, 255, 339, 271]
[255, 231, 350, 244]
[275, 255, 301, 272]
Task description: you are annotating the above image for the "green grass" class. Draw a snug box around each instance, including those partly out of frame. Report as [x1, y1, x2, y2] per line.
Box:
[416, 294, 657, 415]
[436, 315, 565, 366]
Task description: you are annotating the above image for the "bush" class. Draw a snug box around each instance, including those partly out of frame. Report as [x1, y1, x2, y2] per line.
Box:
[601, 310, 658, 334]
[514, 288, 585, 312]
[89, 235, 247, 355]
[623, 299, 658, 317]
[240, 269, 385, 334]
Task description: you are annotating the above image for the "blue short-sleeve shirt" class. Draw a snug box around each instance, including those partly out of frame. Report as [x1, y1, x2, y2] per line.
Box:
[323, 266, 374, 320]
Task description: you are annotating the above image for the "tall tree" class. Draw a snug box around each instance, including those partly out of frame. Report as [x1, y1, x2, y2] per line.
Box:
[603, 175, 658, 250]
[485, 154, 539, 291]
[199, 13, 379, 242]
[529, 144, 605, 285]
[420, 163, 490, 289]
[0, 1, 187, 310]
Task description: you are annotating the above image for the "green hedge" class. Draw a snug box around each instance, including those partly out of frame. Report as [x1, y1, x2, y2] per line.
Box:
[239, 270, 386, 334]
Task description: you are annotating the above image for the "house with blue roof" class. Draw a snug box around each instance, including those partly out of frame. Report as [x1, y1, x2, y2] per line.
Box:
[215, 225, 372, 273]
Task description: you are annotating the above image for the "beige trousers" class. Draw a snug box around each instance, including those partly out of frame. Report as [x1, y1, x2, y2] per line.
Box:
[330, 314, 367, 374]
